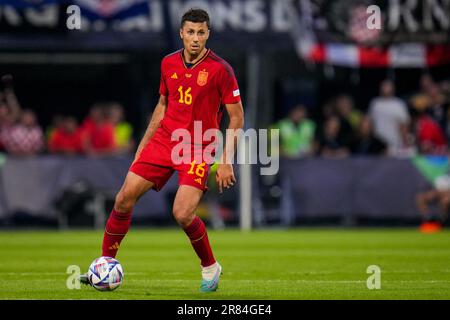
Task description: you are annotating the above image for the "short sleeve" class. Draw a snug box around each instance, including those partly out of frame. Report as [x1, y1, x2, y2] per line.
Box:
[218, 65, 241, 105]
[159, 60, 168, 96]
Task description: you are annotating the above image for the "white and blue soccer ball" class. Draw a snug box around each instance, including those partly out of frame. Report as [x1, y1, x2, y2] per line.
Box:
[87, 256, 124, 291]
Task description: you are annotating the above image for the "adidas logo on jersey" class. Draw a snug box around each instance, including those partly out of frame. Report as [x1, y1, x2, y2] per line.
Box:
[171, 72, 178, 79]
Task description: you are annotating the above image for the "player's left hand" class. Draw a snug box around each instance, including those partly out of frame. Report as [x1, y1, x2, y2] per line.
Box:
[216, 164, 236, 194]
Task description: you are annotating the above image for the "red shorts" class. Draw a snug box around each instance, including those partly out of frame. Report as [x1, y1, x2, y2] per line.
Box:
[129, 128, 210, 192]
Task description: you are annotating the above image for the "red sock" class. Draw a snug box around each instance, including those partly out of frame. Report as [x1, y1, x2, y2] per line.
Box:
[183, 216, 216, 267]
[102, 209, 132, 258]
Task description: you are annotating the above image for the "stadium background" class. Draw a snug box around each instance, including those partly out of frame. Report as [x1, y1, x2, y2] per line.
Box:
[1, 0, 450, 300]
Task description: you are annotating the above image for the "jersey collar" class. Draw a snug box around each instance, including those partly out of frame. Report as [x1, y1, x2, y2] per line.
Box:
[181, 48, 210, 70]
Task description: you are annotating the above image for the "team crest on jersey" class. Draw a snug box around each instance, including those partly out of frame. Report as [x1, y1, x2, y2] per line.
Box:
[197, 70, 208, 86]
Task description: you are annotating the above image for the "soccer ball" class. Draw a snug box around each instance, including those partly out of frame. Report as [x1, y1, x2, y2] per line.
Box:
[87, 256, 124, 291]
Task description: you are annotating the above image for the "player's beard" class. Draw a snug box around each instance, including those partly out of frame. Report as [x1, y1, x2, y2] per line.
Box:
[185, 45, 205, 62]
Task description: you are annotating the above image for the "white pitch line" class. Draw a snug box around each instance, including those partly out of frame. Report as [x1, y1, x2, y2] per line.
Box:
[0, 272, 146, 276]
[124, 279, 450, 284]
[2, 275, 450, 285]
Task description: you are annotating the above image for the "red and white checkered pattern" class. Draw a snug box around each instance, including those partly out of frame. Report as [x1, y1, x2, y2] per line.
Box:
[303, 43, 450, 68]
[1, 125, 45, 154]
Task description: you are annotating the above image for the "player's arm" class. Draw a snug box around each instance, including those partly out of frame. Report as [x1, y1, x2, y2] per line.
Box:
[133, 95, 167, 163]
[216, 101, 244, 193]
[1, 75, 22, 121]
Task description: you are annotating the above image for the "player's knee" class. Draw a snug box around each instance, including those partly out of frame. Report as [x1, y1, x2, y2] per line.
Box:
[172, 206, 195, 227]
[114, 190, 137, 213]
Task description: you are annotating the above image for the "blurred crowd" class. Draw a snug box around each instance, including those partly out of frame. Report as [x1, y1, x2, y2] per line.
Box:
[274, 74, 450, 159]
[2, 73, 450, 159]
[0, 75, 134, 157]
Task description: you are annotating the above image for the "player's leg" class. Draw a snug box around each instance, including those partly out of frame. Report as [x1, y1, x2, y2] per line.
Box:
[416, 189, 438, 219]
[173, 185, 215, 264]
[441, 191, 450, 221]
[102, 171, 154, 258]
[80, 171, 155, 285]
[437, 191, 450, 224]
[417, 189, 444, 233]
[173, 184, 222, 292]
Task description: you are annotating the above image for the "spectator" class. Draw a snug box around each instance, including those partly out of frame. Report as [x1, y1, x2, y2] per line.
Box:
[1, 75, 21, 120]
[419, 73, 436, 96]
[315, 116, 350, 158]
[48, 116, 84, 155]
[321, 100, 335, 120]
[0, 75, 22, 151]
[368, 79, 411, 155]
[335, 94, 363, 132]
[331, 95, 358, 151]
[1, 109, 45, 156]
[350, 116, 387, 156]
[106, 102, 135, 154]
[411, 94, 447, 155]
[46, 115, 64, 142]
[81, 103, 116, 156]
[273, 105, 316, 158]
[427, 84, 450, 138]
[80, 104, 101, 134]
[0, 94, 7, 152]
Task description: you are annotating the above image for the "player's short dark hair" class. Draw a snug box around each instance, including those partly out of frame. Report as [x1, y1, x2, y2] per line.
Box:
[181, 8, 210, 29]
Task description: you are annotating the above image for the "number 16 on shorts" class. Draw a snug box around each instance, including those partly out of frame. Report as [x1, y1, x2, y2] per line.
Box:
[178, 160, 209, 191]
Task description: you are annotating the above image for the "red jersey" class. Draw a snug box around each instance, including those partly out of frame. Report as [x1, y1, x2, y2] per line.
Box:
[417, 115, 447, 153]
[159, 48, 241, 139]
[81, 118, 116, 152]
[89, 122, 116, 151]
[130, 49, 241, 191]
[49, 128, 83, 154]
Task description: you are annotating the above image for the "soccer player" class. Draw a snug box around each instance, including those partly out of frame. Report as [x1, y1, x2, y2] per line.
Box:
[80, 8, 244, 292]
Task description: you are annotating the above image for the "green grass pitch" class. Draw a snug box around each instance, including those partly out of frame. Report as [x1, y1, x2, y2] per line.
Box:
[1, 228, 450, 299]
